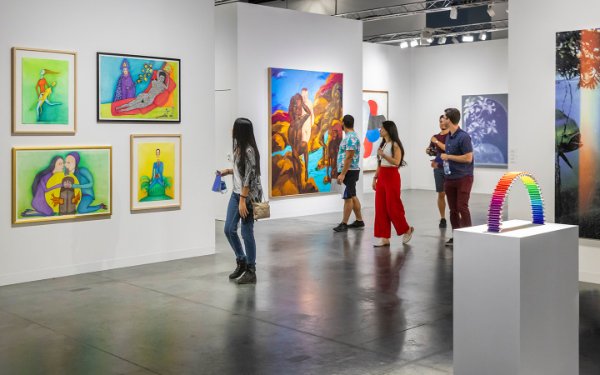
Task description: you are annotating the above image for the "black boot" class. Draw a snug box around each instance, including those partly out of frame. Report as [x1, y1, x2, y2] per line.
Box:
[229, 259, 247, 279]
[237, 265, 256, 284]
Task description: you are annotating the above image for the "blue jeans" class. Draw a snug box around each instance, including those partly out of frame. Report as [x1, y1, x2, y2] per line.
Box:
[224, 193, 256, 266]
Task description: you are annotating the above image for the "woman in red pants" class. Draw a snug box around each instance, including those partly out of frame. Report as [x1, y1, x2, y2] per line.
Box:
[372, 121, 414, 247]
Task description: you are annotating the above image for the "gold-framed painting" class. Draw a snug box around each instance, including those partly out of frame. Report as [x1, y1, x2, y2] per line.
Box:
[12, 146, 112, 224]
[130, 134, 182, 211]
[12, 47, 77, 134]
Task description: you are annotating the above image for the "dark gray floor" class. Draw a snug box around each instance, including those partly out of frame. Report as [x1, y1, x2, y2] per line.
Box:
[0, 190, 599, 374]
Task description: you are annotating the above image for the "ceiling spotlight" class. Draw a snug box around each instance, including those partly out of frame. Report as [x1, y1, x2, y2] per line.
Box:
[400, 41, 409, 49]
[487, 4, 495, 17]
[438, 36, 447, 44]
[426, 37, 434, 44]
[462, 34, 474, 42]
[452, 37, 459, 44]
[410, 39, 419, 48]
[479, 32, 488, 41]
[449, 6, 458, 20]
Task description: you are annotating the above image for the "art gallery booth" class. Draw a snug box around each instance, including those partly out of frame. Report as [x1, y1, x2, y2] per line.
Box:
[0, 0, 599, 289]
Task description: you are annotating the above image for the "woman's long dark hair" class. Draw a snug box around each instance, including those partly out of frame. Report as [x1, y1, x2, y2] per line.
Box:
[232, 117, 261, 176]
[378, 120, 406, 167]
[32, 156, 63, 196]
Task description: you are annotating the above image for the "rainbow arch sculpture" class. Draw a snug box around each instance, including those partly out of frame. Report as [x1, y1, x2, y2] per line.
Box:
[488, 171, 545, 233]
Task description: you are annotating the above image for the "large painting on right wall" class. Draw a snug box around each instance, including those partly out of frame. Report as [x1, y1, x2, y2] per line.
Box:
[556, 29, 598, 239]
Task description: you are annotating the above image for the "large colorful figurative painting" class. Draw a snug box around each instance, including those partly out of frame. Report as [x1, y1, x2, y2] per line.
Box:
[13, 146, 112, 224]
[97, 52, 180, 122]
[130, 134, 182, 211]
[462, 93, 508, 168]
[362, 90, 388, 171]
[269, 67, 343, 198]
[556, 29, 600, 239]
[12, 47, 77, 134]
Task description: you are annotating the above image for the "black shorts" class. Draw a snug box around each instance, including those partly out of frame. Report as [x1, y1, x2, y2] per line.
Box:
[342, 170, 360, 199]
[433, 168, 445, 193]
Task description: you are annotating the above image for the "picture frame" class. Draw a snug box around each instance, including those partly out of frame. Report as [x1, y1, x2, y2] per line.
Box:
[462, 93, 508, 168]
[130, 134, 182, 211]
[12, 146, 112, 224]
[12, 47, 77, 134]
[362, 90, 389, 171]
[97, 52, 181, 123]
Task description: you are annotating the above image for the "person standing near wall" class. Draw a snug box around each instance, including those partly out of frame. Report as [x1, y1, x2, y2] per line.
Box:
[218, 118, 263, 284]
[372, 120, 414, 246]
[426, 115, 450, 228]
[333, 115, 365, 232]
[440, 108, 474, 247]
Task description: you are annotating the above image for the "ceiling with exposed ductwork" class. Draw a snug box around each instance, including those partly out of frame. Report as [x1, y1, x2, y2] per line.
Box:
[214, 0, 509, 47]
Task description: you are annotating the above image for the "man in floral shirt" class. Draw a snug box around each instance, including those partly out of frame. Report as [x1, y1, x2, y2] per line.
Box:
[333, 115, 365, 232]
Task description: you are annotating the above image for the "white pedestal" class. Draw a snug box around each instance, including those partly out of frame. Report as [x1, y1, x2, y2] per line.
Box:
[454, 220, 579, 375]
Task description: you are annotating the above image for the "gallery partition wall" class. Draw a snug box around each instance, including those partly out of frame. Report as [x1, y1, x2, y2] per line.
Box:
[0, 0, 216, 286]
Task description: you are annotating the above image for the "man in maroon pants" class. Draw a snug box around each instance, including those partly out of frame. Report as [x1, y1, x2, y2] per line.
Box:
[440, 108, 474, 247]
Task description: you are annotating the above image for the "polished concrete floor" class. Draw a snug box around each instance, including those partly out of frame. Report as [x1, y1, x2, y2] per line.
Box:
[0, 190, 599, 374]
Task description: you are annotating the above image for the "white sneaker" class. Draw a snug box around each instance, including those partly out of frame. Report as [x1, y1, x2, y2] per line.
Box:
[374, 238, 390, 247]
[402, 227, 414, 244]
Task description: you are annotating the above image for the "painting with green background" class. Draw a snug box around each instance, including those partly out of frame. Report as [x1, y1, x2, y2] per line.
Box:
[14, 148, 111, 223]
[21, 57, 69, 124]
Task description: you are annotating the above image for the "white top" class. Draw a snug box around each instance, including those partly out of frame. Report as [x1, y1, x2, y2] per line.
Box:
[379, 142, 397, 167]
[233, 164, 242, 194]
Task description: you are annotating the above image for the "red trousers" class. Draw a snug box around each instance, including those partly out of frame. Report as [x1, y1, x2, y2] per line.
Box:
[375, 167, 409, 238]
[444, 175, 473, 229]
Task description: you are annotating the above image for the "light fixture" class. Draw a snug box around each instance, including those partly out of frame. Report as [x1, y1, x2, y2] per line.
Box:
[449, 6, 458, 20]
[487, 4, 495, 17]
[479, 32, 488, 41]
[426, 37, 434, 44]
[400, 41, 409, 49]
[462, 34, 474, 42]
[438, 36, 447, 44]
[410, 39, 419, 48]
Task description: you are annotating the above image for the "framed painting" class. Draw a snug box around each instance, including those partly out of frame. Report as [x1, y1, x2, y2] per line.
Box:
[12, 47, 77, 134]
[130, 134, 182, 211]
[97, 52, 180, 122]
[12, 146, 112, 224]
[362, 90, 388, 171]
[462, 93, 508, 168]
[269, 67, 343, 198]
[555, 29, 600, 239]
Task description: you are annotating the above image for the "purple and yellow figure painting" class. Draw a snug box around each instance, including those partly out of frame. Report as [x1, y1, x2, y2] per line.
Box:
[556, 29, 600, 238]
[98, 53, 180, 122]
[269, 68, 343, 197]
[13, 147, 112, 225]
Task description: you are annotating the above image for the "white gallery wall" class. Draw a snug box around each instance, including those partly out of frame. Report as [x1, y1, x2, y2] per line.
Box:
[362, 40, 508, 195]
[362, 42, 412, 193]
[0, 0, 215, 286]
[510, 0, 600, 284]
[410, 39, 509, 194]
[216, 3, 363, 220]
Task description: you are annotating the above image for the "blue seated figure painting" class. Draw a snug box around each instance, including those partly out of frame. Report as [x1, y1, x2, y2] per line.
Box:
[140, 148, 173, 202]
